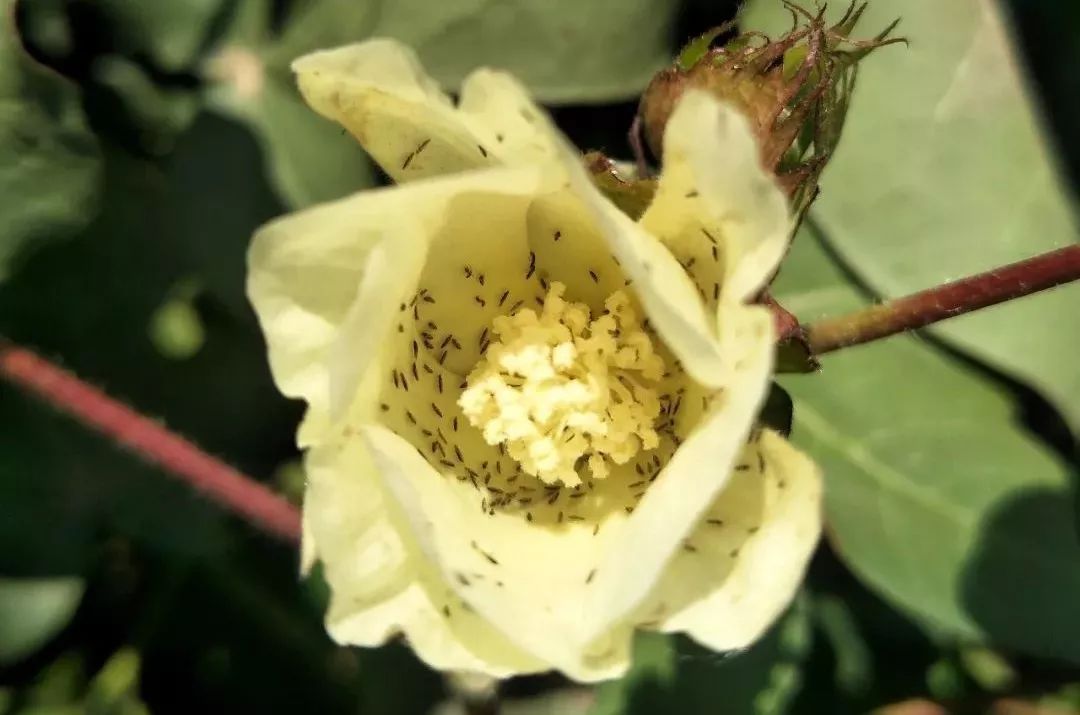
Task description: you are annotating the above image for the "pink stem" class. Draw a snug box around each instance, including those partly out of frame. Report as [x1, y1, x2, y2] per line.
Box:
[0, 339, 301, 544]
[806, 245, 1080, 354]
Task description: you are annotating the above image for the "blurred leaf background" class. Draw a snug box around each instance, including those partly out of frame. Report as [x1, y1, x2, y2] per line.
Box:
[0, 0, 1077, 713]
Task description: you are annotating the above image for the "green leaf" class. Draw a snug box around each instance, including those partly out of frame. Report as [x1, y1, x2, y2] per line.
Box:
[264, 0, 681, 104]
[207, 60, 377, 209]
[0, 0, 100, 282]
[209, 0, 683, 206]
[745, 0, 1080, 434]
[261, 0, 376, 66]
[0, 577, 84, 664]
[774, 226, 1080, 664]
[205, 1, 376, 208]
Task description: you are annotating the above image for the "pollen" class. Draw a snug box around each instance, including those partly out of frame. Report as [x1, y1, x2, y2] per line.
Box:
[458, 282, 664, 487]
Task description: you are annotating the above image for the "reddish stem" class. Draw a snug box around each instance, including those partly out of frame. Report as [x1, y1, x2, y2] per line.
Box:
[0, 339, 301, 544]
[806, 245, 1080, 354]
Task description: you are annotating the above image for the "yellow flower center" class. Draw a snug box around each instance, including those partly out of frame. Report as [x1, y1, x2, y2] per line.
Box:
[458, 282, 665, 487]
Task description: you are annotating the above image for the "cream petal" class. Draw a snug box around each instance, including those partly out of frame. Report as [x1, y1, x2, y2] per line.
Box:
[328, 583, 540, 677]
[578, 305, 777, 644]
[247, 184, 392, 444]
[307, 434, 546, 677]
[639, 90, 792, 308]
[483, 90, 786, 390]
[650, 430, 822, 650]
[292, 40, 559, 183]
[556, 148, 736, 389]
[458, 69, 563, 167]
[293, 40, 487, 182]
[248, 165, 553, 444]
[305, 439, 412, 610]
[361, 422, 633, 682]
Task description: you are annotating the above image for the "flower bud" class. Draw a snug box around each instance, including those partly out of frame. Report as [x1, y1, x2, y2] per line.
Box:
[638, 2, 902, 216]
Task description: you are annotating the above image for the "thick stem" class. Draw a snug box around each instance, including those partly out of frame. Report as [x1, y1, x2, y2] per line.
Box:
[806, 245, 1080, 355]
[0, 339, 302, 543]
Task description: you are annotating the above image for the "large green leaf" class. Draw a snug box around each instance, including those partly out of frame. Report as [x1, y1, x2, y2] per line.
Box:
[745, 0, 1080, 433]
[0, 0, 100, 282]
[267, 0, 681, 103]
[773, 226, 1080, 664]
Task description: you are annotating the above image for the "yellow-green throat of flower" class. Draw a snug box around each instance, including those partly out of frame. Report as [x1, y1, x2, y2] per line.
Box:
[458, 282, 665, 488]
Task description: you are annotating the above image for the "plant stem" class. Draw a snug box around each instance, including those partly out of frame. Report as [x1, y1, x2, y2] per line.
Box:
[0, 338, 302, 544]
[806, 244, 1080, 355]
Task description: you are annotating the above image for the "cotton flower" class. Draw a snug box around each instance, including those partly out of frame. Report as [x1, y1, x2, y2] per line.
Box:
[247, 39, 822, 682]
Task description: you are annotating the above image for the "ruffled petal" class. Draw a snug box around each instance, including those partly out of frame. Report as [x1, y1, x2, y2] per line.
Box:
[361, 422, 633, 682]
[307, 431, 546, 677]
[639, 89, 791, 312]
[648, 430, 822, 650]
[548, 139, 742, 390]
[248, 165, 553, 444]
[292, 39, 559, 183]
[247, 184, 392, 443]
[577, 304, 777, 644]
[457, 69, 563, 167]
